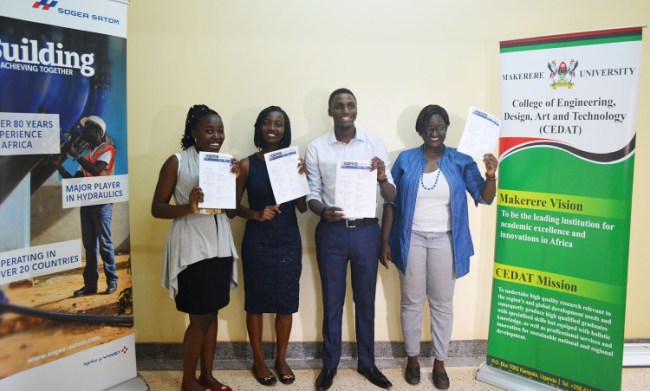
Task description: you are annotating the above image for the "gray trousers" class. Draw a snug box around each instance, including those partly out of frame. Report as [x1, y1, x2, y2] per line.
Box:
[400, 230, 456, 360]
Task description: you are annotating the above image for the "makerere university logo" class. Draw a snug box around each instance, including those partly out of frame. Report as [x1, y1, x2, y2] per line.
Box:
[32, 0, 58, 10]
[548, 59, 579, 89]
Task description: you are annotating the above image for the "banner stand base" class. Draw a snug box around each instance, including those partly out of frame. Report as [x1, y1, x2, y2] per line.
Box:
[476, 364, 559, 390]
[624, 343, 650, 366]
[108, 374, 149, 391]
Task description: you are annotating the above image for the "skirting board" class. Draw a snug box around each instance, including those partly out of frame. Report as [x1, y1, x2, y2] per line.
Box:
[135, 340, 487, 370]
[135, 340, 650, 371]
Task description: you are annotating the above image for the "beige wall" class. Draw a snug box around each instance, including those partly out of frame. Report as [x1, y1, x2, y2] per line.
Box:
[127, 1, 650, 343]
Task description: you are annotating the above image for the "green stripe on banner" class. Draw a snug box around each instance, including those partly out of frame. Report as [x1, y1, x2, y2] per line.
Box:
[493, 262, 625, 303]
[500, 35, 642, 53]
[497, 189, 630, 219]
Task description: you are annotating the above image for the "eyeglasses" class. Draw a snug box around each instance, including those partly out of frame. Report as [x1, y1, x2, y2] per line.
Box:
[422, 125, 448, 135]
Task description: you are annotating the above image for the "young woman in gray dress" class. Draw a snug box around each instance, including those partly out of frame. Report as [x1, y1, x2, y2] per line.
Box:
[152, 105, 239, 391]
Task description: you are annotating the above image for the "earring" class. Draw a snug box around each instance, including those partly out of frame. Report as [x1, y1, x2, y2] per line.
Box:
[194, 138, 197, 143]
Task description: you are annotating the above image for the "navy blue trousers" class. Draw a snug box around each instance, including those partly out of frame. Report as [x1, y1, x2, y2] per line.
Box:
[315, 220, 380, 369]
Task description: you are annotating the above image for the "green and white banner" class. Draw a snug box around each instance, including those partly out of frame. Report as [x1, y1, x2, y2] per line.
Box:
[485, 27, 643, 391]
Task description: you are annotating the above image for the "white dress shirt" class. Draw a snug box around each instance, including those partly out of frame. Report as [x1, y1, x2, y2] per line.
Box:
[305, 128, 394, 209]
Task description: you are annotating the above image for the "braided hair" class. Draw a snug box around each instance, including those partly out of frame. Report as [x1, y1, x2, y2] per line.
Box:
[181, 104, 221, 150]
[253, 106, 292, 150]
[415, 104, 450, 133]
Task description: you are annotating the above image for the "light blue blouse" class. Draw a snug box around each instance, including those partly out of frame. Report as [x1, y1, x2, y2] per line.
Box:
[389, 146, 487, 278]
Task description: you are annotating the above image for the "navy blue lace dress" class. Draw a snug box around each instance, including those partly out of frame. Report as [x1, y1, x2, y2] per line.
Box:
[241, 154, 302, 314]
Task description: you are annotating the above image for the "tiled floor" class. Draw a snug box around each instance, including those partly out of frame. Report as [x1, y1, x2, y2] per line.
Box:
[138, 365, 650, 390]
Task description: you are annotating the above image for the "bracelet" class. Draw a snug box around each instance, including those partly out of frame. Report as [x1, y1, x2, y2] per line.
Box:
[377, 177, 388, 184]
[486, 173, 496, 181]
[320, 206, 328, 219]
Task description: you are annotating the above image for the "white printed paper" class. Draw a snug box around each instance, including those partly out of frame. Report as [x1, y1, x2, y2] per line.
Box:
[334, 160, 376, 219]
[457, 106, 501, 161]
[264, 146, 308, 205]
[198, 152, 235, 209]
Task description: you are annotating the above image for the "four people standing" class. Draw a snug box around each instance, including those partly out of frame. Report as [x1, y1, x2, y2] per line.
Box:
[152, 97, 498, 390]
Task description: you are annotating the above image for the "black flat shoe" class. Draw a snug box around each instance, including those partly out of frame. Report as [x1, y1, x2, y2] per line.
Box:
[252, 365, 277, 386]
[315, 368, 336, 391]
[405, 365, 420, 385]
[432, 370, 450, 389]
[274, 364, 295, 385]
[357, 365, 393, 389]
[73, 286, 97, 297]
[105, 283, 117, 294]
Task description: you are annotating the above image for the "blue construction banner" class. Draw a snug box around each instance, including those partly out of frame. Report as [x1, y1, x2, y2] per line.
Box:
[0, 1, 135, 389]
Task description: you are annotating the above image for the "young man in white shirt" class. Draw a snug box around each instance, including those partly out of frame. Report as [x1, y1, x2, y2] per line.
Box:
[305, 88, 396, 390]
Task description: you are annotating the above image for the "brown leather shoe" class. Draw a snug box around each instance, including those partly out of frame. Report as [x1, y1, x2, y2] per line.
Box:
[405, 365, 420, 385]
[432, 370, 450, 389]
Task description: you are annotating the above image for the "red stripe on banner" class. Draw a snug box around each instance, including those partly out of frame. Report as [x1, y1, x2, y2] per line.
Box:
[500, 27, 642, 46]
[499, 137, 548, 155]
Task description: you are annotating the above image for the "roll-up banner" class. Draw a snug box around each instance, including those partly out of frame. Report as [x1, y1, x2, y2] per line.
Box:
[0, 1, 136, 390]
[479, 27, 643, 391]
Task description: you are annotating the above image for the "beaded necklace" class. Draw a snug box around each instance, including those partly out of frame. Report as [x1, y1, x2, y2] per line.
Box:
[420, 145, 443, 190]
[420, 169, 441, 190]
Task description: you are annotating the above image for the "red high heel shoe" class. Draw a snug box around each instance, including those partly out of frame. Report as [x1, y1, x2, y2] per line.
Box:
[199, 380, 232, 391]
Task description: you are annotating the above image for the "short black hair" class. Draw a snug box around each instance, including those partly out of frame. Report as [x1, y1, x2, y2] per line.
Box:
[181, 104, 221, 150]
[253, 106, 292, 150]
[328, 88, 356, 108]
[415, 104, 450, 133]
